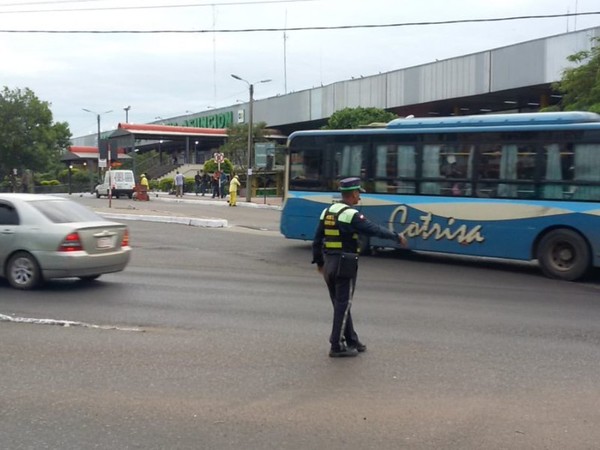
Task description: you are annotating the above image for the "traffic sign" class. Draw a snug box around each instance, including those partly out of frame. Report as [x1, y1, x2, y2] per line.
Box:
[254, 142, 275, 169]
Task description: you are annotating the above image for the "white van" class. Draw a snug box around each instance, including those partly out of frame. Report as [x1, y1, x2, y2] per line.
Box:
[95, 170, 136, 199]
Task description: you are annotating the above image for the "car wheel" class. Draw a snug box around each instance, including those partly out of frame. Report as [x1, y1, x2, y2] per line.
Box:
[6, 251, 42, 290]
[79, 275, 101, 282]
[96, 190, 101, 198]
[537, 229, 590, 281]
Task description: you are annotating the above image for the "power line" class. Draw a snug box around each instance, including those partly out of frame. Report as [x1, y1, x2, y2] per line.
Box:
[0, 0, 109, 5]
[0, 0, 316, 13]
[0, 0, 105, 5]
[0, 11, 599, 33]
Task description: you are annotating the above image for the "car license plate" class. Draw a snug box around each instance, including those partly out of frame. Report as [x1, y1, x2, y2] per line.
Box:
[96, 236, 114, 249]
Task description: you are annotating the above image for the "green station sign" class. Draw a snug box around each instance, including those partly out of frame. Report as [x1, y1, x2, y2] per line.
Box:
[182, 111, 234, 129]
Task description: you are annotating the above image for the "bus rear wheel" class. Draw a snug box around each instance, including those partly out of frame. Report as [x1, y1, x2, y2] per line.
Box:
[537, 229, 590, 281]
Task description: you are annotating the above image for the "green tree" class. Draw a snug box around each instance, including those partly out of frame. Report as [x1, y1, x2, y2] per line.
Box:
[550, 37, 600, 113]
[0, 87, 71, 181]
[203, 158, 233, 175]
[324, 107, 398, 129]
[218, 122, 269, 170]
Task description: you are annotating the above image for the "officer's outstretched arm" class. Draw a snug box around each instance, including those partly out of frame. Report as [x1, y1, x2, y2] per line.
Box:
[352, 214, 398, 241]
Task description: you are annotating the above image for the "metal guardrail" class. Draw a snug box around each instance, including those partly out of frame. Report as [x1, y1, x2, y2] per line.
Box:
[255, 187, 279, 197]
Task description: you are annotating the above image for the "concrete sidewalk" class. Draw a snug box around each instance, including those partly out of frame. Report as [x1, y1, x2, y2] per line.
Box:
[90, 191, 282, 228]
[152, 191, 282, 208]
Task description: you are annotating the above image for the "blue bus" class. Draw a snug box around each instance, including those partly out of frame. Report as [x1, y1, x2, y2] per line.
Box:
[280, 111, 600, 281]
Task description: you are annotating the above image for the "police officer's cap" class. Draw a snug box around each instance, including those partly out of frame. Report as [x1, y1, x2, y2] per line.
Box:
[339, 177, 365, 192]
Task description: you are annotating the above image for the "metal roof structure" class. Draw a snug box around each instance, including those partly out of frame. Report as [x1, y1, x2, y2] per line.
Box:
[71, 26, 600, 149]
[109, 123, 229, 141]
[105, 123, 231, 165]
[62, 146, 130, 171]
[65, 145, 130, 161]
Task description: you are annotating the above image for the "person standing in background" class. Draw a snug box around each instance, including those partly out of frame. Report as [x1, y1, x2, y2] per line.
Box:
[228, 174, 241, 206]
[174, 171, 184, 198]
[220, 171, 229, 199]
[212, 171, 221, 198]
[138, 173, 150, 201]
[194, 171, 202, 196]
[201, 171, 210, 196]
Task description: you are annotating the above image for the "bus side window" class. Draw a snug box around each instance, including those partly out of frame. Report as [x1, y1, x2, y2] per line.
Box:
[475, 145, 499, 197]
[440, 145, 472, 197]
[396, 145, 416, 194]
[572, 144, 600, 201]
[337, 144, 363, 178]
[420, 145, 441, 195]
[515, 145, 536, 198]
[497, 144, 518, 198]
[477, 144, 536, 199]
[374, 144, 391, 193]
[541, 143, 567, 199]
[374, 144, 416, 194]
[289, 150, 325, 191]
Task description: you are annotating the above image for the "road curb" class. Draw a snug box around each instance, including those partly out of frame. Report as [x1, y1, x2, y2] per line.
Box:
[154, 195, 281, 210]
[99, 213, 228, 228]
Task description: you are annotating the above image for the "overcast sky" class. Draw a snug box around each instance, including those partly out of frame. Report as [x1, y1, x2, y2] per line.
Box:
[1, 0, 600, 138]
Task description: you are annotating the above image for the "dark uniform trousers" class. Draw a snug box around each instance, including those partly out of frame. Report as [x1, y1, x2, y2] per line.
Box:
[323, 253, 359, 350]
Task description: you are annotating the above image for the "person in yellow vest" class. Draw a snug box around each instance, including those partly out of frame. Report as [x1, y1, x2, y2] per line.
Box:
[312, 177, 407, 358]
[228, 174, 241, 206]
[138, 173, 149, 201]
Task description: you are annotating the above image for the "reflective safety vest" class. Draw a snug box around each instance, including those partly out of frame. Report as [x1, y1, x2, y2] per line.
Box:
[320, 203, 359, 252]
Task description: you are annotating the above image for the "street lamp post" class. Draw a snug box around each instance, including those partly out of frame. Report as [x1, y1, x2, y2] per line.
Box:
[68, 164, 73, 195]
[83, 108, 113, 203]
[83, 161, 93, 194]
[132, 148, 139, 179]
[124, 105, 131, 123]
[82, 108, 113, 159]
[231, 74, 271, 202]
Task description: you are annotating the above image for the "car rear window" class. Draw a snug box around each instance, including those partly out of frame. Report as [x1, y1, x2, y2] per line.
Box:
[31, 199, 105, 223]
[112, 172, 134, 183]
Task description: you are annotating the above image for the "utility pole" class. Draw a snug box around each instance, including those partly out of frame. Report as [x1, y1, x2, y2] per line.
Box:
[230, 74, 271, 202]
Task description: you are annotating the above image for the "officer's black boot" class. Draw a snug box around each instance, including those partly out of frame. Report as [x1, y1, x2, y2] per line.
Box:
[329, 346, 359, 358]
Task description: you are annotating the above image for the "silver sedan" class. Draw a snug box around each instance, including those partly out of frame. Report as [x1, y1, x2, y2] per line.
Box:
[0, 194, 131, 290]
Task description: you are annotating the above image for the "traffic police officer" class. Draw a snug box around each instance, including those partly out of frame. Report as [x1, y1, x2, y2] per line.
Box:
[312, 177, 407, 357]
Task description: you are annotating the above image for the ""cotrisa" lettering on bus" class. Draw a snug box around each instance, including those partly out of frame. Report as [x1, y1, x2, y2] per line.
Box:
[390, 205, 485, 245]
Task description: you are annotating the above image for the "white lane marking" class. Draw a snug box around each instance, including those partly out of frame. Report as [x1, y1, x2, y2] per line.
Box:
[0, 313, 143, 332]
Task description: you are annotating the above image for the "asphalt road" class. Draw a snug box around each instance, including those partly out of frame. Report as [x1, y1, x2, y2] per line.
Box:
[2, 204, 600, 449]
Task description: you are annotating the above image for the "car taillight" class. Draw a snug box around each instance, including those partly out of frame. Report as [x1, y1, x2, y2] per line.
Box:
[121, 229, 130, 247]
[58, 232, 82, 252]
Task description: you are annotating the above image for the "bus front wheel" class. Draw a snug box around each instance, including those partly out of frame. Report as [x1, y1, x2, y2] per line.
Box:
[537, 229, 590, 281]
